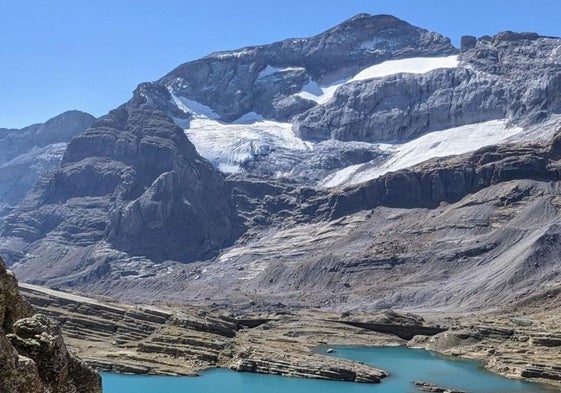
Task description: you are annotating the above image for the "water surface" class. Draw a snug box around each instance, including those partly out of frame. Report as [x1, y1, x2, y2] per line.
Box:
[102, 346, 555, 393]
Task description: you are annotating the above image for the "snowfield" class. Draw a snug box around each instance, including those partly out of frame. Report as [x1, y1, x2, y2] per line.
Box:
[295, 55, 459, 104]
[186, 117, 312, 173]
[319, 120, 524, 188]
[167, 57, 546, 186]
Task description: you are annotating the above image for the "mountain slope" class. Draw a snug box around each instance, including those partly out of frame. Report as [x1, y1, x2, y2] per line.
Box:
[2, 14, 561, 313]
[0, 111, 95, 215]
[1, 84, 240, 277]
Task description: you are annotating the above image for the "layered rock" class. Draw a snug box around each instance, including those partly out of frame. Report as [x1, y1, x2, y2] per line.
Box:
[411, 312, 561, 385]
[19, 283, 397, 382]
[1, 84, 241, 282]
[0, 258, 101, 393]
[160, 14, 456, 122]
[294, 32, 561, 142]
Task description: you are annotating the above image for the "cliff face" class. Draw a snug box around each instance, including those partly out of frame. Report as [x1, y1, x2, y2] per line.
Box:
[0, 257, 101, 393]
[1, 84, 241, 280]
[160, 14, 456, 122]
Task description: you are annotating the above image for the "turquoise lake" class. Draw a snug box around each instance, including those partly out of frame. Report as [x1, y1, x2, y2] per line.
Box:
[102, 346, 555, 393]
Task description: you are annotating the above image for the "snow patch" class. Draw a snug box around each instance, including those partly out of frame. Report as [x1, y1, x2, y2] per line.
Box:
[320, 120, 524, 188]
[258, 65, 306, 79]
[185, 117, 312, 174]
[294, 55, 459, 105]
[350, 55, 459, 82]
[171, 94, 219, 120]
[294, 79, 346, 104]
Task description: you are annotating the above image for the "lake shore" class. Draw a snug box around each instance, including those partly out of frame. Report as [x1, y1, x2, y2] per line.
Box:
[18, 283, 561, 389]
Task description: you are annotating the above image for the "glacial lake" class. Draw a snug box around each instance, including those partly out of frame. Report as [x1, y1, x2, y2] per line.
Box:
[102, 346, 555, 393]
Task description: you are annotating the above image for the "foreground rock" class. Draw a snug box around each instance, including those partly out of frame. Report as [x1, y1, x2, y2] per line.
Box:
[0, 258, 101, 393]
[17, 282, 561, 388]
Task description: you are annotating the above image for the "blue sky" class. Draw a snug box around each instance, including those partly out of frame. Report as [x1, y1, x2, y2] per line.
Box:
[1, 0, 560, 128]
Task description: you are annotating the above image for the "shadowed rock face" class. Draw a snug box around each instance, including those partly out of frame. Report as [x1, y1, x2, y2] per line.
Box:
[0, 111, 95, 215]
[2, 84, 241, 268]
[0, 258, 101, 393]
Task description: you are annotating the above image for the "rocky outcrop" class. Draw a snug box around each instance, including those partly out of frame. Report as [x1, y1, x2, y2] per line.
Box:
[0, 111, 95, 215]
[414, 381, 466, 393]
[0, 258, 101, 393]
[294, 67, 505, 142]
[19, 283, 401, 382]
[333, 311, 446, 340]
[160, 14, 456, 122]
[323, 136, 561, 219]
[410, 313, 561, 385]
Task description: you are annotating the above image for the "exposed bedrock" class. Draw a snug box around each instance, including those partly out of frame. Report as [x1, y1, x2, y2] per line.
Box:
[1, 84, 241, 272]
[294, 32, 561, 142]
[0, 111, 95, 215]
[0, 258, 101, 393]
[160, 14, 456, 122]
[19, 283, 401, 383]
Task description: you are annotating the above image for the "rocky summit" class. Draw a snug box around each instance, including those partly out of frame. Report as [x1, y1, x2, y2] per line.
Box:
[2, 13, 561, 319]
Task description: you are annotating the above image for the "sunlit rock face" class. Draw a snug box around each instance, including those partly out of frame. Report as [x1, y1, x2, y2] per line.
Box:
[0, 257, 102, 393]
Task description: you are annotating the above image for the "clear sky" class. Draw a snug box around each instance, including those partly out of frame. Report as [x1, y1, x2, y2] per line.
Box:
[1, 0, 560, 128]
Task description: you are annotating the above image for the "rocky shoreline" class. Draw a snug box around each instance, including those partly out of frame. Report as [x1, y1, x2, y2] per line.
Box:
[18, 283, 561, 389]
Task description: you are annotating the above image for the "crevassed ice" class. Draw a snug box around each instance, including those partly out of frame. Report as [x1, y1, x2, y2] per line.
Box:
[186, 117, 312, 173]
[294, 55, 459, 104]
[319, 119, 524, 188]
[169, 91, 312, 173]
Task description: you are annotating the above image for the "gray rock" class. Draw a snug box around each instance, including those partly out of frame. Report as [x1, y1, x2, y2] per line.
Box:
[460, 35, 477, 52]
[1, 83, 241, 279]
[294, 32, 561, 143]
[0, 111, 95, 215]
[160, 14, 456, 122]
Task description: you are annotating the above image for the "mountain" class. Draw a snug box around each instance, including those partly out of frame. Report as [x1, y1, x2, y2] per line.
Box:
[2, 14, 561, 313]
[0, 111, 95, 216]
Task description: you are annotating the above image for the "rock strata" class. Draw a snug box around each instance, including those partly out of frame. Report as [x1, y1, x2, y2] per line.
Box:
[414, 381, 467, 393]
[0, 258, 101, 393]
[18, 284, 426, 382]
[410, 312, 561, 386]
[160, 14, 456, 122]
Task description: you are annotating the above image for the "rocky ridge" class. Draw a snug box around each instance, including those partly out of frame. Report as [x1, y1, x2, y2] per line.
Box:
[161, 14, 456, 122]
[0, 258, 101, 393]
[1, 89, 241, 277]
[294, 31, 561, 143]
